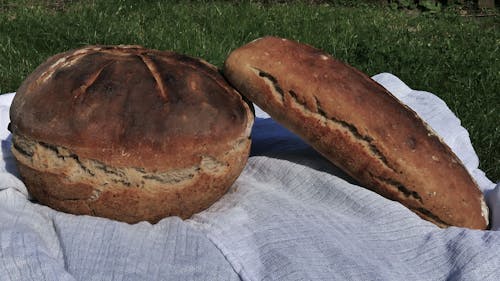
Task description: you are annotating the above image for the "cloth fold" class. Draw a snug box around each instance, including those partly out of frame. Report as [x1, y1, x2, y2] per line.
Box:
[1, 73, 498, 281]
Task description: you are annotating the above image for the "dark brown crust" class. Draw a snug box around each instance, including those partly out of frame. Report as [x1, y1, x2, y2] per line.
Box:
[10, 45, 254, 223]
[223, 36, 488, 229]
[10, 45, 253, 170]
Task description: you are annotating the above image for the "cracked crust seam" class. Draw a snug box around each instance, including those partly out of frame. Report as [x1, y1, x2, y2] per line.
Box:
[252, 66, 396, 173]
[12, 135, 202, 189]
[11, 134, 248, 190]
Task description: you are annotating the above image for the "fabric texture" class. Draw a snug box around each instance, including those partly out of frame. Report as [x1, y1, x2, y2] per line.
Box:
[0, 73, 498, 281]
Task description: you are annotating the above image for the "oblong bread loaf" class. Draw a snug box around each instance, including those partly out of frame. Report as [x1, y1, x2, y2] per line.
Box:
[223, 36, 488, 229]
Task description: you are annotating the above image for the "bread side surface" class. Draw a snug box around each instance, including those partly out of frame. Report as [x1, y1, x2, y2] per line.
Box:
[11, 133, 251, 223]
[224, 36, 488, 229]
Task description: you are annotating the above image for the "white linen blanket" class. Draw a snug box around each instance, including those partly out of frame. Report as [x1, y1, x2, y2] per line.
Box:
[1, 73, 499, 281]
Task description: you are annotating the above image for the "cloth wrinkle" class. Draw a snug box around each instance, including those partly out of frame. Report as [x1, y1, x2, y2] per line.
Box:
[0, 73, 499, 281]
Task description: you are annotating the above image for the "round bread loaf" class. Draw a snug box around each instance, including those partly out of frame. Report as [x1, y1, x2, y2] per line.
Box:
[224, 36, 489, 229]
[9, 45, 254, 224]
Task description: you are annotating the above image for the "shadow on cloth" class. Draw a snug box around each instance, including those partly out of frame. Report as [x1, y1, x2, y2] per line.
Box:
[1, 134, 20, 177]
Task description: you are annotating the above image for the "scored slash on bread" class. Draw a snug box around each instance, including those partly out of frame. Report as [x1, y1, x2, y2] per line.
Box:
[223, 36, 489, 229]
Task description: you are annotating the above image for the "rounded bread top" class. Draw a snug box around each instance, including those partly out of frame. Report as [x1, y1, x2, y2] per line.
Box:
[10, 45, 253, 170]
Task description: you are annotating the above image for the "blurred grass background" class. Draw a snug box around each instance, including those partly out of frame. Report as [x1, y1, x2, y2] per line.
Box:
[0, 0, 498, 181]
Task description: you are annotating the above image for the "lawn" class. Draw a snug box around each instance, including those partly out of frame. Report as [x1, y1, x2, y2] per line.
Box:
[0, 0, 498, 181]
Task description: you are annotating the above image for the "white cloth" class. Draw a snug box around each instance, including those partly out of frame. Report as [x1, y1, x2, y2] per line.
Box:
[1, 73, 499, 281]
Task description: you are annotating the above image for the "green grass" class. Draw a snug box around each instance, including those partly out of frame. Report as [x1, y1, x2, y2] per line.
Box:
[1, 0, 498, 181]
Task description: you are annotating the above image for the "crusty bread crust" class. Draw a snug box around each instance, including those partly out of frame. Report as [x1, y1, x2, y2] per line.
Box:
[224, 36, 488, 229]
[10, 45, 254, 223]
